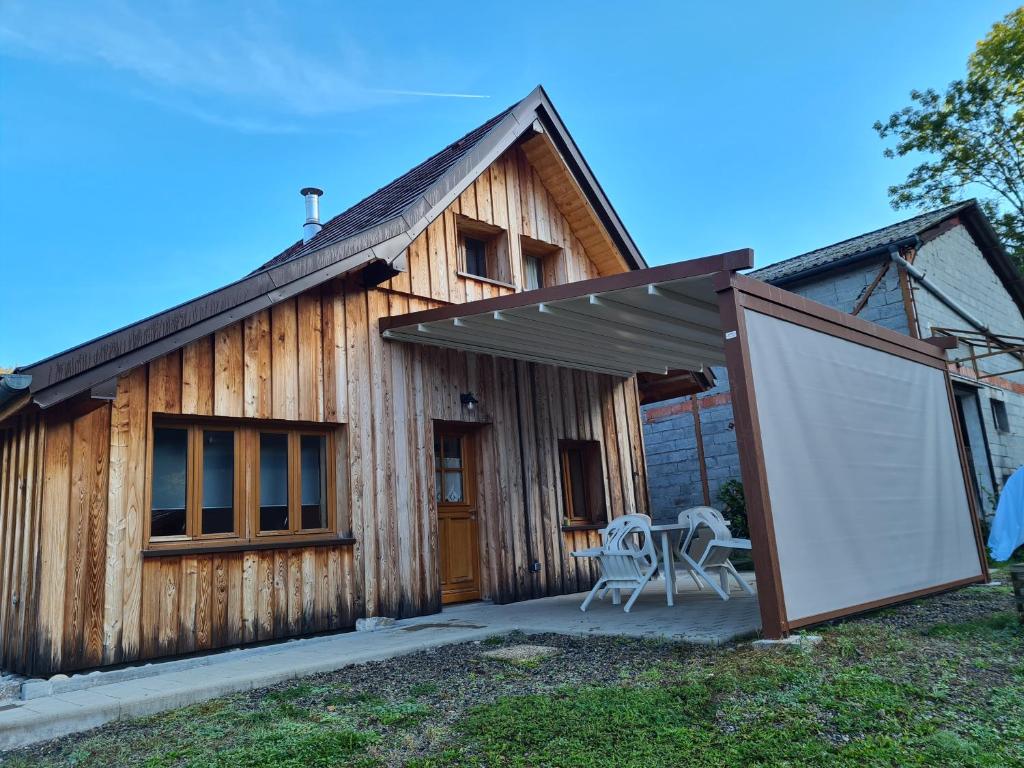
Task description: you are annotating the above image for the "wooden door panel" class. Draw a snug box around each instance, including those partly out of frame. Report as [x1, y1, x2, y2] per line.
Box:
[435, 429, 481, 604]
[441, 513, 478, 586]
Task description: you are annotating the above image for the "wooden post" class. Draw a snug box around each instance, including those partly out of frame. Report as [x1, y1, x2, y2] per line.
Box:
[713, 273, 788, 639]
[691, 396, 711, 506]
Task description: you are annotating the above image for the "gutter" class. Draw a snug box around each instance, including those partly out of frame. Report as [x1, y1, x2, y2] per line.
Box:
[0, 374, 31, 409]
[768, 235, 921, 287]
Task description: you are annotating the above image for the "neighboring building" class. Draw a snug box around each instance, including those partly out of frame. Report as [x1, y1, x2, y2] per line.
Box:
[644, 201, 1024, 521]
[0, 87, 684, 675]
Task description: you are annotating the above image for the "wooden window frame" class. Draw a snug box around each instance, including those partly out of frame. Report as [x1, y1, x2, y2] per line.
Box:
[559, 439, 606, 527]
[433, 426, 476, 511]
[456, 214, 512, 286]
[194, 425, 242, 541]
[519, 235, 561, 291]
[254, 429, 336, 538]
[145, 416, 339, 552]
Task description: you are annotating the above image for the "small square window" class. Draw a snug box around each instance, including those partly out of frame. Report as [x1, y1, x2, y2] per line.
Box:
[559, 440, 606, 526]
[991, 399, 1010, 432]
[520, 235, 560, 291]
[456, 215, 511, 284]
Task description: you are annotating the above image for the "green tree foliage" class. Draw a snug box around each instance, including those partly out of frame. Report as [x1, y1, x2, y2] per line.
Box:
[875, 8, 1024, 269]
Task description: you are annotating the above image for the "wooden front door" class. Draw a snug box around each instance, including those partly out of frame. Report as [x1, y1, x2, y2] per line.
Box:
[434, 429, 481, 604]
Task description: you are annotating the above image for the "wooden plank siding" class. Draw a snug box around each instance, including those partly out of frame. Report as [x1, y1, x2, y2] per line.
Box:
[5, 143, 647, 675]
[0, 413, 45, 674]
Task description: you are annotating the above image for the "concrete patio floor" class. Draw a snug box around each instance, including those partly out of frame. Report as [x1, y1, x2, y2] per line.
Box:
[427, 571, 761, 645]
[0, 573, 759, 751]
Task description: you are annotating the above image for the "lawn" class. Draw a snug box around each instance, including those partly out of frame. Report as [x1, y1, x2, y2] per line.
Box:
[4, 571, 1022, 767]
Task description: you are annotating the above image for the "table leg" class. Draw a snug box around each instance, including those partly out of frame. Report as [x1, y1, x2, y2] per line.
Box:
[661, 532, 675, 607]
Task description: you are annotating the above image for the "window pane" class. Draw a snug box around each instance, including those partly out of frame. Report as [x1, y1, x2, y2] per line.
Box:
[202, 430, 234, 535]
[443, 436, 462, 469]
[465, 237, 487, 277]
[443, 471, 464, 503]
[151, 427, 188, 537]
[259, 433, 289, 531]
[525, 255, 543, 291]
[567, 449, 588, 520]
[300, 435, 327, 530]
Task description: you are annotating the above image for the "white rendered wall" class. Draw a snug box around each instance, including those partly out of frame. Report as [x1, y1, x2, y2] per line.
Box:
[744, 309, 984, 624]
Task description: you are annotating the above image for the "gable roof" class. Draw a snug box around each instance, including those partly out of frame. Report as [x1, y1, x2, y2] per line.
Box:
[750, 200, 1024, 315]
[256, 106, 516, 273]
[9, 86, 646, 412]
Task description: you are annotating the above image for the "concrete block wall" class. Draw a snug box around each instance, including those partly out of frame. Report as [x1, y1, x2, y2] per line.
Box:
[913, 226, 1024, 494]
[643, 366, 740, 524]
[914, 226, 1024, 348]
[783, 257, 909, 334]
[977, 387, 1024, 495]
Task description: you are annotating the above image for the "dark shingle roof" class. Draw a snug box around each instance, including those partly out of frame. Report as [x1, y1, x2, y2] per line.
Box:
[751, 201, 974, 283]
[13, 85, 647, 411]
[257, 104, 516, 272]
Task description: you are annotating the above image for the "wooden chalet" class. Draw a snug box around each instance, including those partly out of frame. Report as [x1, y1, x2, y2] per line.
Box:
[0, 87, 704, 675]
[0, 86, 989, 677]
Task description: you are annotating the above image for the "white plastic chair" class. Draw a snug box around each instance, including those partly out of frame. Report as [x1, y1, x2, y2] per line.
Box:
[672, 506, 727, 591]
[577, 514, 658, 612]
[677, 507, 755, 600]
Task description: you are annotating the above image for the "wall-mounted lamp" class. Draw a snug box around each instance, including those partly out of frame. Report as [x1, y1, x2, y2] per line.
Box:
[460, 392, 479, 411]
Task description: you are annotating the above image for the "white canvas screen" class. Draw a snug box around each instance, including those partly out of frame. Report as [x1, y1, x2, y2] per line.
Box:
[744, 309, 983, 625]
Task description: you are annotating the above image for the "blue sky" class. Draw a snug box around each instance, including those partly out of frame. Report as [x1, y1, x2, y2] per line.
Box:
[0, 0, 1017, 366]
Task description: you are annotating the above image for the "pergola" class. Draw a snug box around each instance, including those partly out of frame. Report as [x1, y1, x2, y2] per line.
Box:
[382, 249, 989, 637]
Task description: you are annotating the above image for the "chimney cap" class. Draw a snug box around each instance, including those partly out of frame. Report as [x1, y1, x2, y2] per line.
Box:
[300, 187, 324, 197]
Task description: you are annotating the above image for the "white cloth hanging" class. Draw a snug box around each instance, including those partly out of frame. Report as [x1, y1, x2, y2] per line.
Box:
[989, 466, 1024, 561]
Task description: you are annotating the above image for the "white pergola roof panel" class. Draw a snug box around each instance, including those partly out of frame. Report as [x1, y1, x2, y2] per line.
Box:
[380, 252, 750, 377]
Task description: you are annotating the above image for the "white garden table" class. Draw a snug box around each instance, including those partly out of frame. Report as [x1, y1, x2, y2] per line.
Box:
[576, 520, 691, 608]
[649, 521, 690, 606]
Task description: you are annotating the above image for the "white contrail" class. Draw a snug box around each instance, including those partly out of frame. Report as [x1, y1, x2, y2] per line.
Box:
[374, 89, 490, 99]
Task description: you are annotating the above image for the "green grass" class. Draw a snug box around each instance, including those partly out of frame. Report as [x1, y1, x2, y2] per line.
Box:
[411, 611, 1024, 767]
[6, 586, 1023, 767]
[7, 695, 379, 768]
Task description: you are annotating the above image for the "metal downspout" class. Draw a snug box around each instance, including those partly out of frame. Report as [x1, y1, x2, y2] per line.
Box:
[887, 244, 991, 334]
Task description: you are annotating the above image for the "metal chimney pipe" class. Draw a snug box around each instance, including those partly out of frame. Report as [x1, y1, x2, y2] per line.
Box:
[300, 187, 324, 243]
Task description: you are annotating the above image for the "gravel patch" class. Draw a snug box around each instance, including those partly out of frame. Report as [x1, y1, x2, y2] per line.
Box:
[481, 644, 560, 663]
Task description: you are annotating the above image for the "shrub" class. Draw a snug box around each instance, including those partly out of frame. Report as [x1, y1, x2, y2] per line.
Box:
[715, 479, 748, 539]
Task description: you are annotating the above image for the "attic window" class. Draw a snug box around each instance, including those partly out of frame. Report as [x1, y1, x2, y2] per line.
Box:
[520, 235, 561, 291]
[464, 237, 488, 277]
[524, 255, 543, 291]
[457, 215, 511, 285]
